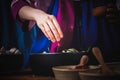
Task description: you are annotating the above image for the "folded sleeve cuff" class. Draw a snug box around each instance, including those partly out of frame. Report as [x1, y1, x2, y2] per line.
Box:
[11, 0, 31, 31]
[11, 0, 29, 20]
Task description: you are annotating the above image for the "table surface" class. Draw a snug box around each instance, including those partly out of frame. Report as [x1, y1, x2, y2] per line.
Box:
[0, 68, 56, 80]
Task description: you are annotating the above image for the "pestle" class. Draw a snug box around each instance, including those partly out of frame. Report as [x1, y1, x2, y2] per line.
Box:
[92, 47, 113, 76]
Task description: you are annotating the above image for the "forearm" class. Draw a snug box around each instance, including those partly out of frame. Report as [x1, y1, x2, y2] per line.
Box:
[18, 5, 63, 42]
[92, 6, 107, 16]
[92, 0, 108, 16]
[11, 0, 35, 31]
[18, 6, 46, 22]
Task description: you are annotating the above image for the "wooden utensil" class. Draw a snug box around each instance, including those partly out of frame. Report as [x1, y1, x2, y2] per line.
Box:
[75, 55, 88, 69]
[92, 47, 113, 76]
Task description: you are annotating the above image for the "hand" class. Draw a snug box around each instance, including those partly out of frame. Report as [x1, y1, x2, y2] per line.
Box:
[19, 6, 63, 42]
[34, 10, 63, 42]
[92, 6, 107, 16]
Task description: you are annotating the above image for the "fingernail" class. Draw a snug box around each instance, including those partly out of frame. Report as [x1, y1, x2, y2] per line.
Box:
[57, 38, 60, 42]
[52, 39, 55, 42]
[60, 35, 63, 38]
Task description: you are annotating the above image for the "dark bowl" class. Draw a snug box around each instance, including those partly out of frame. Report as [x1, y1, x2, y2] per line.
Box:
[29, 52, 86, 76]
[0, 54, 23, 74]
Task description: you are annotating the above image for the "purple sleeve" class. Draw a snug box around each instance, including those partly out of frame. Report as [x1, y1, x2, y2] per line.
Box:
[11, 0, 29, 20]
[11, 0, 34, 31]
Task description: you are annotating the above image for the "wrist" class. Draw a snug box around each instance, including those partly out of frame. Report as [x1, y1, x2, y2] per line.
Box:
[19, 6, 45, 22]
[32, 9, 47, 22]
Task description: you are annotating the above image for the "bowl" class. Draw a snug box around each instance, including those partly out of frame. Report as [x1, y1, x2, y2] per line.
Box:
[52, 65, 88, 80]
[78, 62, 120, 80]
[52, 65, 99, 80]
[0, 54, 23, 74]
[29, 52, 86, 76]
[52, 64, 101, 80]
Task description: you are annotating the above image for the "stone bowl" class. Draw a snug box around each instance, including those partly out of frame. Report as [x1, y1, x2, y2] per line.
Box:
[52, 65, 99, 80]
[0, 54, 23, 74]
[30, 52, 86, 76]
[52, 65, 84, 80]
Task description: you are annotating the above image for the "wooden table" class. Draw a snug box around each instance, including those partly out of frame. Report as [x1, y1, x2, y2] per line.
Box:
[0, 68, 56, 80]
[0, 75, 55, 80]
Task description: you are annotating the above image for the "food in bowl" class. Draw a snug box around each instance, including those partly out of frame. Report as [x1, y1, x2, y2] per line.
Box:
[61, 48, 79, 53]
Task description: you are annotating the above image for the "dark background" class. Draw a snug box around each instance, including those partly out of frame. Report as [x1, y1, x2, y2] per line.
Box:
[0, 0, 120, 63]
[0, 0, 18, 49]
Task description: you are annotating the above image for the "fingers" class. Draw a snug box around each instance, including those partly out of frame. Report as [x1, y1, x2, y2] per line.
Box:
[38, 15, 63, 42]
[51, 15, 63, 38]
[40, 24, 50, 40]
[44, 22, 56, 42]
[47, 16, 61, 42]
